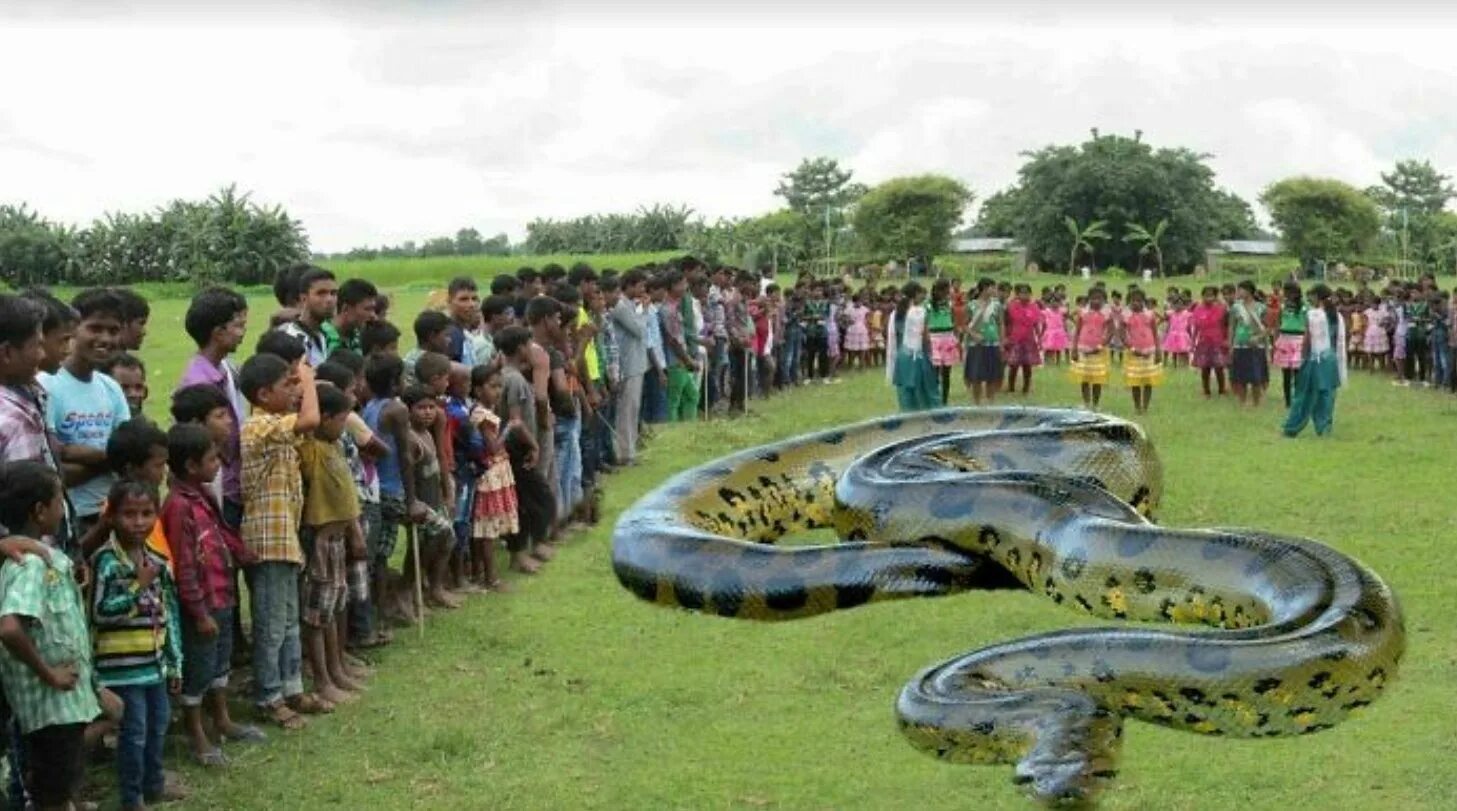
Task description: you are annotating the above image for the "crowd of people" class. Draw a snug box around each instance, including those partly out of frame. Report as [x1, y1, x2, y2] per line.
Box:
[883, 273, 1457, 436]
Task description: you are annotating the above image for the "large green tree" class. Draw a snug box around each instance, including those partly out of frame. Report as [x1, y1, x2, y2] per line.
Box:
[852, 175, 973, 260]
[973, 131, 1255, 273]
[1364, 159, 1455, 269]
[1260, 177, 1381, 265]
[774, 157, 867, 216]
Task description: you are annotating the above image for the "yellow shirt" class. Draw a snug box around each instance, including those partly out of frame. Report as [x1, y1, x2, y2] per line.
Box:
[577, 308, 600, 382]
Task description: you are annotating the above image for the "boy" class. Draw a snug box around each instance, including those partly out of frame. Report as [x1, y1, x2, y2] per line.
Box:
[401, 385, 458, 609]
[359, 320, 401, 357]
[277, 266, 337, 367]
[404, 311, 453, 387]
[444, 363, 484, 594]
[177, 285, 249, 526]
[331, 279, 379, 355]
[610, 270, 648, 464]
[40, 288, 131, 539]
[361, 353, 424, 626]
[161, 423, 264, 767]
[78, 417, 169, 561]
[90, 480, 184, 810]
[113, 288, 151, 352]
[0, 461, 106, 811]
[102, 352, 149, 417]
[444, 277, 480, 366]
[298, 385, 367, 706]
[237, 352, 320, 728]
[492, 327, 544, 574]
[18, 289, 76, 376]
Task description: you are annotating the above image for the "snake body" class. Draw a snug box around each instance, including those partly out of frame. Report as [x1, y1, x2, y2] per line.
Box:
[610, 407, 1403, 805]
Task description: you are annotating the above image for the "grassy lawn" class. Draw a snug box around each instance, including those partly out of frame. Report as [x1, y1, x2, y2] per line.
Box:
[113, 284, 1452, 810]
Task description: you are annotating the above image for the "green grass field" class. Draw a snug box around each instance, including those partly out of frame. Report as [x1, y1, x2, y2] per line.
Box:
[115, 283, 1453, 810]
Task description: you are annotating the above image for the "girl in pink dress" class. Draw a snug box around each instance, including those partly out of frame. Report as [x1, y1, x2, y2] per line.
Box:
[1362, 295, 1391, 371]
[842, 293, 871, 370]
[1190, 285, 1229, 398]
[1161, 296, 1193, 367]
[1121, 289, 1164, 414]
[1003, 283, 1043, 395]
[1069, 290, 1112, 408]
[1040, 293, 1070, 365]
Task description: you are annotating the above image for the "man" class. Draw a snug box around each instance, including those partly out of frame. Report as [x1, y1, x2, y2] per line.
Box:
[659, 271, 699, 422]
[114, 287, 151, 351]
[726, 271, 758, 415]
[478, 295, 515, 369]
[331, 278, 379, 354]
[705, 265, 730, 412]
[443, 276, 480, 366]
[0, 297, 70, 533]
[609, 270, 648, 463]
[277, 265, 337, 366]
[177, 286, 250, 526]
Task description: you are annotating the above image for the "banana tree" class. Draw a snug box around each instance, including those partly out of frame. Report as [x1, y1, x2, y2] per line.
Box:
[1064, 216, 1111, 275]
[1123, 218, 1169, 277]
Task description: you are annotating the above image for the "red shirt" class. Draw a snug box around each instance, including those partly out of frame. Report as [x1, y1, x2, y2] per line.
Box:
[1192, 302, 1229, 348]
[1006, 299, 1041, 344]
[161, 478, 254, 621]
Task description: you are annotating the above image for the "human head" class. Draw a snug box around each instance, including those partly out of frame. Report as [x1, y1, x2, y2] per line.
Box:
[516, 267, 543, 297]
[1201, 285, 1219, 305]
[415, 352, 451, 395]
[167, 422, 221, 484]
[19, 289, 76, 375]
[255, 329, 305, 367]
[620, 269, 647, 300]
[170, 384, 234, 446]
[568, 263, 599, 296]
[336, 278, 380, 331]
[1088, 288, 1106, 309]
[402, 384, 440, 430]
[481, 295, 515, 332]
[525, 296, 562, 341]
[0, 295, 47, 385]
[493, 325, 533, 366]
[184, 286, 249, 354]
[273, 264, 307, 308]
[295, 266, 338, 326]
[105, 479, 159, 546]
[315, 383, 353, 442]
[239, 353, 298, 413]
[101, 352, 148, 416]
[1014, 283, 1032, 302]
[448, 277, 480, 325]
[413, 310, 453, 354]
[0, 461, 64, 538]
[113, 288, 150, 351]
[67, 288, 127, 371]
[1237, 280, 1257, 301]
[105, 417, 168, 486]
[1128, 289, 1146, 311]
[1283, 281, 1302, 307]
[446, 362, 471, 398]
[470, 363, 502, 409]
[364, 352, 405, 400]
[313, 360, 356, 395]
[360, 320, 401, 357]
[490, 274, 520, 297]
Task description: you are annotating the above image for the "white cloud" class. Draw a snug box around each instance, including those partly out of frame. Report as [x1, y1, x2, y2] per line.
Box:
[4, 4, 1457, 251]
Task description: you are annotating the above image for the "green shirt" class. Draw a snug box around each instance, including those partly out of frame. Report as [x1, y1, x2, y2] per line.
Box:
[0, 554, 102, 733]
[1278, 304, 1307, 334]
[1232, 301, 1266, 347]
[968, 300, 1002, 344]
[321, 321, 343, 354]
[926, 304, 954, 333]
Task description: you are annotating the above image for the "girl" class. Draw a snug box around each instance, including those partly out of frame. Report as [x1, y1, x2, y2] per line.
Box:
[1040, 291, 1069, 365]
[1346, 299, 1367, 371]
[1228, 280, 1269, 407]
[867, 294, 886, 369]
[92, 481, 182, 811]
[1070, 288, 1112, 408]
[885, 281, 939, 411]
[926, 279, 960, 405]
[825, 285, 844, 383]
[963, 279, 1004, 405]
[1121, 289, 1163, 414]
[1160, 295, 1193, 367]
[1106, 290, 1126, 365]
[1272, 281, 1307, 408]
[1390, 287, 1409, 383]
[1362, 293, 1391, 372]
[842, 292, 871, 371]
[1403, 287, 1432, 385]
[469, 365, 518, 592]
[1191, 285, 1230, 398]
[1003, 283, 1043, 395]
[1282, 284, 1346, 437]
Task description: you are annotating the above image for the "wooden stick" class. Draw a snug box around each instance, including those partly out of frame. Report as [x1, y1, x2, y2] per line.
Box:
[408, 524, 424, 639]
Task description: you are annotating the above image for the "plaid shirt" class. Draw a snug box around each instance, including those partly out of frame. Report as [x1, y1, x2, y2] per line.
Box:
[240, 412, 304, 564]
[0, 384, 74, 547]
[0, 553, 101, 733]
[162, 478, 253, 621]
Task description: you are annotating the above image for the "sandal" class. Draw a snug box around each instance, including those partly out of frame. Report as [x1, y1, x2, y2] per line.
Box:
[259, 701, 307, 730]
[221, 724, 268, 743]
[192, 747, 229, 768]
[289, 693, 335, 715]
[350, 631, 391, 650]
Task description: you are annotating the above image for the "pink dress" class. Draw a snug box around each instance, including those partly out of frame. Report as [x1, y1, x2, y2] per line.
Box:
[1004, 300, 1043, 367]
[1040, 305, 1069, 351]
[1162, 309, 1193, 353]
[843, 304, 871, 351]
[1190, 302, 1229, 369]
[1362, 305, 1390, 354]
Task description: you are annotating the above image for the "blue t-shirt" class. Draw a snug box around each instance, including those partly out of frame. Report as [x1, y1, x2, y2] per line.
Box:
[39, 367, 129, 517]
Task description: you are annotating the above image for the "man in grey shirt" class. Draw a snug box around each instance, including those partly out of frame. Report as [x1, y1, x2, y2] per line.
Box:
[609, 269, 649, 463]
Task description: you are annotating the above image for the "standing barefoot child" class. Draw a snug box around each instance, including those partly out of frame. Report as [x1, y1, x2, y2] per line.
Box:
[1040, 291, 1070, 365]
[91, 480, 183, 811]
[1003, 283, 1042, 395]
[1121, 290, 1163, 414]
[1271, 281, 1308, 408]
[1070, 288, 1112, 408]
[926, 280, 959, 405]
[1191, 285, 1230, 398]
[1229, 280, 1270, 407]
[962, 279, 1004, 405]
[162, 424, 265, 768]
[298, 384, 368, 707]
[842, 293, 871, 371]
[1161, 295, 1193, 367]
[402, 385, 459, 610]
[469, 365, 518, 591]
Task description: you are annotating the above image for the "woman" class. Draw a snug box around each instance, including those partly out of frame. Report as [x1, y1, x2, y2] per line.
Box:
[885, 282, 939, 411]
[1283, 284, 1346, 438]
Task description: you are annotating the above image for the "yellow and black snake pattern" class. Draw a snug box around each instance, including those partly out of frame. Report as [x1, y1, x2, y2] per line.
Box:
[610, 407, 1404, 805]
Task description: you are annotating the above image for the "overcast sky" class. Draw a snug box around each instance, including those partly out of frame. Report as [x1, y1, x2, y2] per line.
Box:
[5, 2, 1457, 252]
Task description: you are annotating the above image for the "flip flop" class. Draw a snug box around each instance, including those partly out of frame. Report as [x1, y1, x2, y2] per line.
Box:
[192, 748, 229, 768]
[222, 724, 268, 743]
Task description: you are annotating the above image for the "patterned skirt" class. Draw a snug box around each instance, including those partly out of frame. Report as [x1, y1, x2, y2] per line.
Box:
[1272, 334, 1304, 370]
[1192, 343, 1229, 369]
[1122, 352, 1164, 387]
[472, 453, 520, 539]
[1069, 349, 1110, 385]
[929, 332, 962, 367]
[1003, 339, 1042, 367]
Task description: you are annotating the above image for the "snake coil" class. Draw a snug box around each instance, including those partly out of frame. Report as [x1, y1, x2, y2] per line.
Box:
[611, 407, 1403, 806]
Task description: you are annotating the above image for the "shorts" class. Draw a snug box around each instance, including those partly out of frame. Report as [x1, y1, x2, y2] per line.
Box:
[24, 722, 86, 808]
[181, 606, 235, 705]
[374, 495, 405, 566]
[302, 530, 348, 627]
[453, 474, 478, 553]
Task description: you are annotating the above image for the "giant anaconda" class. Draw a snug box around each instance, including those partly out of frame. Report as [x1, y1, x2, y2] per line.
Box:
[610, 407, 1403, 805]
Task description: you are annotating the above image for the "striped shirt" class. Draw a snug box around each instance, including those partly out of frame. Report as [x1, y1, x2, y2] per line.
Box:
[240, 412, 304, 564]
[90, 539, 182, 687]
[0, 553, 101, 733]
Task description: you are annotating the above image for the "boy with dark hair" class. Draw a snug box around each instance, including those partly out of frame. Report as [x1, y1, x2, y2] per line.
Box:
[278, 267, 337, 366]
[237, 352, 321, 728]
[400, 385, 457, 610]
[359, 320, 400, 357]
[404, 311, 453, 386]
[170, 384, 235, 508]
[101, 352, 148, 417]
[112, 287, 151, 351]
[361, 353, 424, 625]
[610, 269, 648, 464]
[445, 277, 480, 366]
[489, 274, 519, 297]
[19, 289, 77, 376]
[492, 326, 547, 574]
[332, 279, 379, 355]
[270, 264, 307, 325]
[178, 285, 249, 526]
[162, 423, 264, 767]
[255, 331, 305, 366]
[0, 296, 63, 475]
[40, 288, 130, 539]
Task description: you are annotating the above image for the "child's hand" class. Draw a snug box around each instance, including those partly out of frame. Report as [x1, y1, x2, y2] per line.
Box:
[135, 558, 159, 590]
[0, 537, 50, 565]
[348, 534, 367, 561]
[74, 561, 89, 589]
[408, 501, 431, 525]
[296, 361, 316, 385]
[196, 614, 219, 637]
[168, 677, 181, 696]
[44, 662, 78, 691]
[98, 687, 124, 721]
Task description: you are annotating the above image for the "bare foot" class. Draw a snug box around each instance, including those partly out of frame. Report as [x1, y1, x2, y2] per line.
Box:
[510, 553, 540, 574]
[331, 672, 367, 693]
[316, 684, 357, 705]
[532, 542, 558, 562]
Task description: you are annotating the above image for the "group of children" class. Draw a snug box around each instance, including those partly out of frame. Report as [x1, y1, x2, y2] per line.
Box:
[0, 257, 735, 809]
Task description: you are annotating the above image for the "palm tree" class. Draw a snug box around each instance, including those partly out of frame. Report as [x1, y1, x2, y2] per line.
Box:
[1123, 218, 1170, 277]
[1064, 216, 1111, 275]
